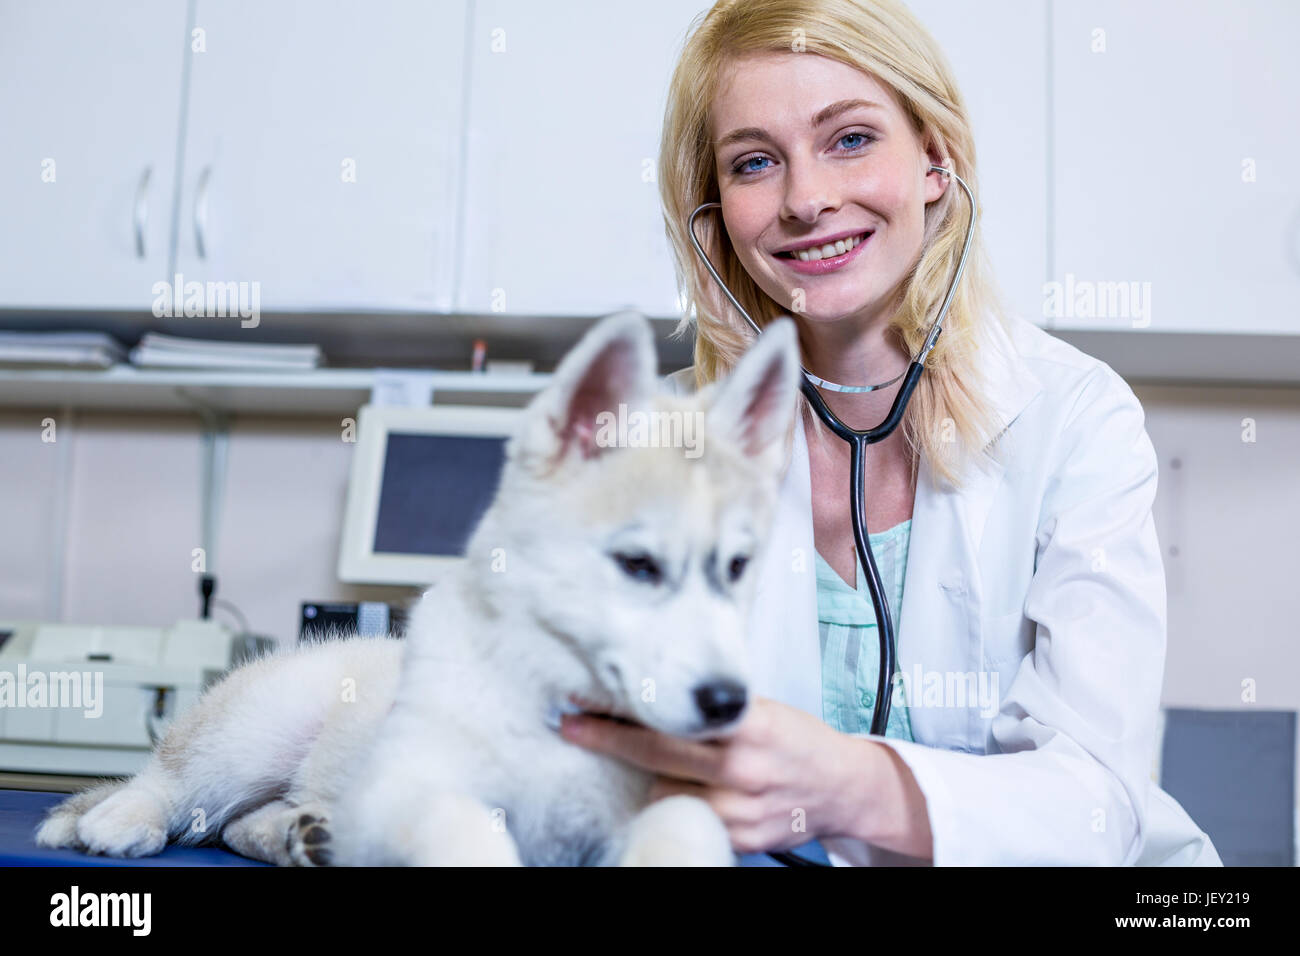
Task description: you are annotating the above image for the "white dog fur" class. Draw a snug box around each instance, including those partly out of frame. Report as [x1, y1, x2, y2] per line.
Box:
[35, 311, 801, 866]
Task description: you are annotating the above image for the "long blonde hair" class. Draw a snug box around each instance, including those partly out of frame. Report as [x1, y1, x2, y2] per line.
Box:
[658, 0, 1013, 491]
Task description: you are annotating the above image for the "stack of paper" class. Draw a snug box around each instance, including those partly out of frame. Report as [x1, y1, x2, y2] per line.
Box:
[0, 331, 127, 368]
[129, 332, 324, 370]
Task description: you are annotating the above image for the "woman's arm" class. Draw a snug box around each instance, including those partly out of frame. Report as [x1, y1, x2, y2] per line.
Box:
[827, 736, 934, 859]
[829, 365, 1167, 866]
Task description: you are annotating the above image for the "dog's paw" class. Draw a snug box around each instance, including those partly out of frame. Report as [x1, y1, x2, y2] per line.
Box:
[35, 812, 85, 850]
[618, 836, 734, 867]
[75, 789, 168, 857]
[286, 811, 333, 866]
[617, 795, 736, 867]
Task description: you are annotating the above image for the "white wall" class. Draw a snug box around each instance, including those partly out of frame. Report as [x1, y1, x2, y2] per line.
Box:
[1137, 383, 1300, 712]
[0, 409, 421, 641]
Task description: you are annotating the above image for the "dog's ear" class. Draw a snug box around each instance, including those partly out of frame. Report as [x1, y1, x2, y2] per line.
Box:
[513, 311, 657, 472]
[706, 317, 801, 475]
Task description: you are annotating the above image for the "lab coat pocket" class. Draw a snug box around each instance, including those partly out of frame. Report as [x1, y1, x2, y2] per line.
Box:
[981, 607, 1032, 671]
[973, 608, 1032, 747]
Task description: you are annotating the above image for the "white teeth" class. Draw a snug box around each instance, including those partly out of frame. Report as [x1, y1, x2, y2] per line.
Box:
[792, 233, 867, 262]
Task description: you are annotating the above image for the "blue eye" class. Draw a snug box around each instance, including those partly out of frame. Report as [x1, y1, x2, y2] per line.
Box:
[731, 155, 772, 176]
[728, 131, 877, 178]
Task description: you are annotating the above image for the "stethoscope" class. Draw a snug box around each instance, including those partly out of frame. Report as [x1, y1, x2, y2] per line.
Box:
[688, 164, 976, 867]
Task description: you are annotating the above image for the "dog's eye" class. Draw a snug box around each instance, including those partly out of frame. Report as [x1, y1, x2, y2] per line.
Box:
[613, 552, 663, 585]
[728, 555, 749, 582]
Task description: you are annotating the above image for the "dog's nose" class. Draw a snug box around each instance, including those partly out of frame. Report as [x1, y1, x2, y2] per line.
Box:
[693, 680, 747, 726]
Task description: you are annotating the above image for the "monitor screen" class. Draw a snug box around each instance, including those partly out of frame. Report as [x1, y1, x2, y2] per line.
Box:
[339, 404, 523, 586]
[372, 433, 507, 557]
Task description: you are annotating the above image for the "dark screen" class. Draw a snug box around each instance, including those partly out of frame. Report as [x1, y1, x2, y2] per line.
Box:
[1161, 708, 1296, 865]
[372, 433, 507, 556]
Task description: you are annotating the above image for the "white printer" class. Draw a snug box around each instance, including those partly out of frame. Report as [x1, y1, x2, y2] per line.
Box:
[0, 619, 248, 777]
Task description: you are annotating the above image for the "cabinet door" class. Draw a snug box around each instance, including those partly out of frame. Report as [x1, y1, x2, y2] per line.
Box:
[0, 0, 187, 309]
[910, 0, 1050, 328]
[1052, 0, 1300, 333]
[173, 0, 466, 312]
[456, 0, 712, 318]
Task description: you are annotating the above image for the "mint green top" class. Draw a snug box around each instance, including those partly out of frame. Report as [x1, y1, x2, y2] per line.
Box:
[814, 518, 915, 741]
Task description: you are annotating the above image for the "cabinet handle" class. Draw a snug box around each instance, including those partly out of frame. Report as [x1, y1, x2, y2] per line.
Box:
[194, 165, 212, 259]
[133, 166, 151, 259]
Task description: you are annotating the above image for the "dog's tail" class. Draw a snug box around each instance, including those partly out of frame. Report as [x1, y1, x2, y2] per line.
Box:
[33, 778, 129, 850]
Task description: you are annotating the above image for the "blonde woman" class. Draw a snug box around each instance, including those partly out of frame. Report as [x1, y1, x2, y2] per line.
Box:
[560, 0, 1220, 866]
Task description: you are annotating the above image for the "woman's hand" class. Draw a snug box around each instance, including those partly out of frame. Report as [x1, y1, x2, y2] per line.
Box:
[559, 694, 878, 854]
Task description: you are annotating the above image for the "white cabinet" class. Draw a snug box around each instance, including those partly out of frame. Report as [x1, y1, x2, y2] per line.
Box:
[456, 0, 712, 317]
[0, 0, 188, 309]
[1051, 0, 1300, 333]
[6, 0, 1293, 336]
[910, 0, 1050, 327]
[172, 0, 467, 312]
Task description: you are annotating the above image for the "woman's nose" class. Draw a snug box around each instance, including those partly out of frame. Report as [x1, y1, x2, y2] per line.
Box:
[779, 161, 842, 224]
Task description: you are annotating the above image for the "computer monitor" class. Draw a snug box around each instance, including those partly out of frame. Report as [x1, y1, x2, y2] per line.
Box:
[338, 404, 520, 585]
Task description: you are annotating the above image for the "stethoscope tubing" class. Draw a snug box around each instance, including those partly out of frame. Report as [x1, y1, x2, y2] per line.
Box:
[797, 362, 926, 737]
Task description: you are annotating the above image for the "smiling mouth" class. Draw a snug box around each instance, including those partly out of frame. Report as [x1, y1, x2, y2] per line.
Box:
[775, 231, 872, 262]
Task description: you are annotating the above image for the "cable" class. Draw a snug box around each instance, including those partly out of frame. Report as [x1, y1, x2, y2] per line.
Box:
[211, 597, 249, 634]
[768, 849, 829, 867]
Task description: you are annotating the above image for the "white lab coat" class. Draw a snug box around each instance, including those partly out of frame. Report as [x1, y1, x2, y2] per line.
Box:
[663, 312, 1221, 866]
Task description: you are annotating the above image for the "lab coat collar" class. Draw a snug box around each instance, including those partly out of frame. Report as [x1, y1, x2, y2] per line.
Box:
[976, 313, 1044, 454]
[745, 312, 1044, 732]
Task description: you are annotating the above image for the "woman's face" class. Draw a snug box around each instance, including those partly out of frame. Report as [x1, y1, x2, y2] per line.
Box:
[709, 51, 948, 333]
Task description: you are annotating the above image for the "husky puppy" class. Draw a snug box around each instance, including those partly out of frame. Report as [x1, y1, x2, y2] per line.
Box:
[35, 311, 801, 866]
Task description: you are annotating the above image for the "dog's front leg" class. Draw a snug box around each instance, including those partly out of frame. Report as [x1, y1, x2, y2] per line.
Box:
[337, 777, 523, 866]
[614, 795, 736, 866]
[409, 791, 523, 866]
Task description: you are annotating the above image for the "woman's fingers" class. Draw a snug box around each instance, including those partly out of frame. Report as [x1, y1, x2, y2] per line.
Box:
[560, 713, 737, 785]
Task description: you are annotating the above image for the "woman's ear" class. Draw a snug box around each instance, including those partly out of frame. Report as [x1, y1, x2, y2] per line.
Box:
[706, 318, 801, 477]
[924, 141, 951, 202]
